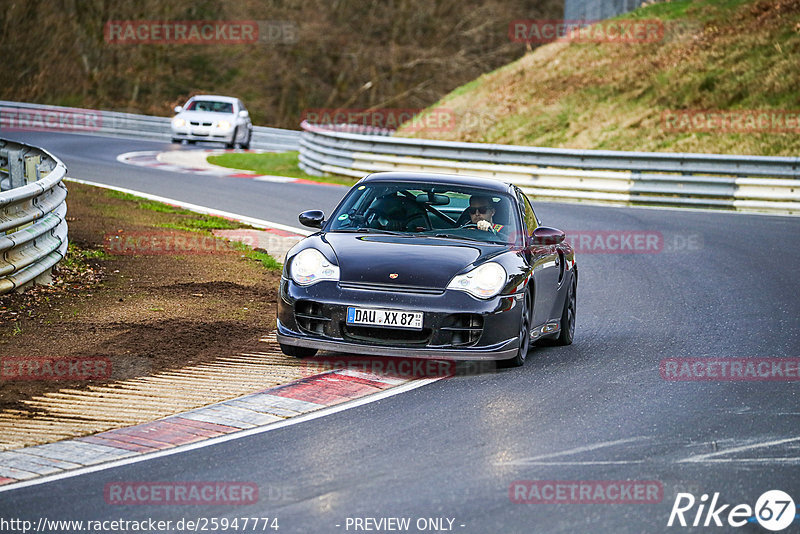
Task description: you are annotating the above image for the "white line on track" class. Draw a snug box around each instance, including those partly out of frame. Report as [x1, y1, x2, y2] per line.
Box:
[678, 435, 800, 463]
[493, 436, 648, 466]
[64, 177, 312, 236]
[0, 378, 440, 493]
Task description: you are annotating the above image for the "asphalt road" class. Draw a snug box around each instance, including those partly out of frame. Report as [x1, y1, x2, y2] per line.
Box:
[1, 131, 799, 533]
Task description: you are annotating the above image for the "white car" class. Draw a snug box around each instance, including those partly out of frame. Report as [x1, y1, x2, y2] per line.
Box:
[171, 95, 252, 149]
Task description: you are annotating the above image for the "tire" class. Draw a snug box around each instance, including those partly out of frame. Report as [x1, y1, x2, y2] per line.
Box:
[279, 343, 317, 358]
[240, 128, 251, 150]
[555, 277, 576, 345]
[171, 138, 180, 144]
[227, 128, 238, 149]
[502, 290, 532, 368]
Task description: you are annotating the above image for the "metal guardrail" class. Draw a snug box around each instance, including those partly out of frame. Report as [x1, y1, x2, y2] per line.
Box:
[298, 121, 800, 215]
[0, 100, 300, 151]
[564, 0, 645, 20]
[0, 140, 69, 294]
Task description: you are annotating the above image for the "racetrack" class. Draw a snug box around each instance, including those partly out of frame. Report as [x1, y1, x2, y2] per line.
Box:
[1, 131, 799, 532]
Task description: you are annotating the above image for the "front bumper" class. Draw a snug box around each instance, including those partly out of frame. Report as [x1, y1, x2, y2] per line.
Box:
[171, 125, 235, 143]
[277, 278, 522, 361]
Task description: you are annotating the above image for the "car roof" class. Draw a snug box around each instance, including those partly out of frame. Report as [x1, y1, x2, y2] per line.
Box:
[360, 172, 514, 193]
[187, 95, 239, 103]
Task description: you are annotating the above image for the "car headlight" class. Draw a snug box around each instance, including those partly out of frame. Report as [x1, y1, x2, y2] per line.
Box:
[290, 248, 340, 286]
[217, 120, 232, 129]
[172, 118, 186, 127]
[447, 262, 507, 299]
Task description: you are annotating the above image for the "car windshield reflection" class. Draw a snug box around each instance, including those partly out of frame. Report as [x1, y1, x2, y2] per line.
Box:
[328, 182, 519, 245]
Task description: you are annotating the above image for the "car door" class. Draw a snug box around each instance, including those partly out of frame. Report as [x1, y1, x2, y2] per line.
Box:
[516, 189, 560, 327]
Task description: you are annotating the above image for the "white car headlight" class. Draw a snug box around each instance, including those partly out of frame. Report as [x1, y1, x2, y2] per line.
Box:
[217, 120, 232, 129]
[447, 262, 507, 299]
[172, 117, 186, 127]
[290, 248, 340, 286]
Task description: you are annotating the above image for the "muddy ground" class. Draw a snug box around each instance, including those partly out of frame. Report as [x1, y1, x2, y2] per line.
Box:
[0, 183, 282, 415]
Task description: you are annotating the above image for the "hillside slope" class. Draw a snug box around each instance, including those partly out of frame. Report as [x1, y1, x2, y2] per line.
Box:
[399, 0, 800, 156]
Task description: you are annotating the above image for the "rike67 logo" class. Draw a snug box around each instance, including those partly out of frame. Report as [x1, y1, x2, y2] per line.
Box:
[668, 490, 796, 531]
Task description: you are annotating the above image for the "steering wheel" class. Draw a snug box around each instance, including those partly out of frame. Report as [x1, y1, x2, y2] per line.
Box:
[460, 222, 497, 234]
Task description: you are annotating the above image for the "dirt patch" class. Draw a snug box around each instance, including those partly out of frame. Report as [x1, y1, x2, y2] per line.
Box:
[0, 182, 282, 414]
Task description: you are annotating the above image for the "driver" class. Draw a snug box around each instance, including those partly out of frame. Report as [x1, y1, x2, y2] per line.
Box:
[467, 195, 501, 232]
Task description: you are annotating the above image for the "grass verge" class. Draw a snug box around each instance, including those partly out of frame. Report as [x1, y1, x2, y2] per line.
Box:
[207, 151, 360, 186]
[398, 0, 800, 156]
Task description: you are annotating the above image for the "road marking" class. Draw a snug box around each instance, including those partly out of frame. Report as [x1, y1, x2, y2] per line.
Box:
[678, 435, 800, 463]
[494, 436, 648, 466]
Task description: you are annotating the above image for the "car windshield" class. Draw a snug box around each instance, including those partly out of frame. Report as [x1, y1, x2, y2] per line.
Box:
[328, 181, 520, 245]
[185, 100, 234, 113]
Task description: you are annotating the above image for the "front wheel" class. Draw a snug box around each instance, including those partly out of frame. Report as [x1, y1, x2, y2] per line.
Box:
[226, 128, 238, 149]
[240, 128, 251, 150]
[555, 278, 576, 345]
[280, 343, 317, 358]
[502, 291, 531, 368]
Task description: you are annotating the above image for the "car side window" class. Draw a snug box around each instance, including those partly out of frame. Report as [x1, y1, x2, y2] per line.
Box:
[517, 191, 538, 236]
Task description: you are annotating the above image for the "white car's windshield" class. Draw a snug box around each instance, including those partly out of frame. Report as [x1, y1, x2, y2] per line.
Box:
[184, 100, 234, 113]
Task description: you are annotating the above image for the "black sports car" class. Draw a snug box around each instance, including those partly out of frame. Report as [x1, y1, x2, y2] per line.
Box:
[277, 172, 577, 366]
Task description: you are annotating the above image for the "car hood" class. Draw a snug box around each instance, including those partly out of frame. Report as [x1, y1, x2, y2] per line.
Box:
[323, 232, 500, 289]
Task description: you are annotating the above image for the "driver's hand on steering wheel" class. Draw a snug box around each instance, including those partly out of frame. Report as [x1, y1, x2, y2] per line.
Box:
[477, 220, 493, 232]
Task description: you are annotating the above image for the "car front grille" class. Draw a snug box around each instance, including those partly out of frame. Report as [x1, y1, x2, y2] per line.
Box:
[342, 325, 432, 346]
[190, 121, 213, 127]
[439, 314, 483, 346]
[294, 300, 330, 335]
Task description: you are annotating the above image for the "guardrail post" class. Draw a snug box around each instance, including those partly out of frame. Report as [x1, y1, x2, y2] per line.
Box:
[25, 154, 42, 184]
[8, 148, 25, 189]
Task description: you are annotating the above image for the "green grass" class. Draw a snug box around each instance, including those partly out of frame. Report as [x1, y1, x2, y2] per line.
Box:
[207, 151, 358, 186]
[229, 241, 282, 270]
[155, 216, 240, 232]
[62, 243, 109, 269]
[103, 188, 282, 269]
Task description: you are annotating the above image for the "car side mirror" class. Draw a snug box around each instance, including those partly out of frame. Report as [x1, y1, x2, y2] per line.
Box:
[530, 226, 565, 246]
[174, 106, 183, 113]
[238, 110, 249, 118]
[299, 210, 325, 229]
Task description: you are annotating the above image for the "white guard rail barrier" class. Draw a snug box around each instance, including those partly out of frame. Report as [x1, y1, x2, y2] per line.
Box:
[0, 140, 68, 294]
[0, 100, 300, 151]
[298, 121, 800, 215]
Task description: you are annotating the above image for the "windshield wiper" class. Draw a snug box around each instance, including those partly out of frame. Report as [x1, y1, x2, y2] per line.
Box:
[333, 228, 406, 236]
[433, 233, 506, 245]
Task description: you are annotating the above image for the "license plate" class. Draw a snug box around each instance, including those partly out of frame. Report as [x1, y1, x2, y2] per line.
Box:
[346, 307, 423, 330]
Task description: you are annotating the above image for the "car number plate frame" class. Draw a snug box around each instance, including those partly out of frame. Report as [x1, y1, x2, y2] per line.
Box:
[346, 307, 423, 330]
